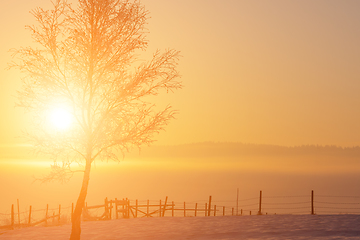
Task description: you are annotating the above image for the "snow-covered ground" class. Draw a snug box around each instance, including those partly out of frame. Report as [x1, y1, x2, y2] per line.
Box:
[1, 215, 360, 240]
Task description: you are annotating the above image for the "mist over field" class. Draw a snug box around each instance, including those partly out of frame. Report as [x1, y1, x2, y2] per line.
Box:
[1, 142, 360, 216]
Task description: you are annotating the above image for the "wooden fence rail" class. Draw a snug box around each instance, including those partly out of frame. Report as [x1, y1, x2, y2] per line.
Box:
[0, 201, 63, 231]
[0, 191, 263, 230]
[83, 195, 252, 220]
[3, 190, 360, 232]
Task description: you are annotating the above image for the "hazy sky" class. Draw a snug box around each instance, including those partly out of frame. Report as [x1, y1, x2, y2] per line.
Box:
[1, 0, 360, 216]
[1, 0, 360, 147]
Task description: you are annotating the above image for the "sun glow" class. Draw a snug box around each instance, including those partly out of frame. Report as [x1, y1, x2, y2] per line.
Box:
[49, 108, 73, 130]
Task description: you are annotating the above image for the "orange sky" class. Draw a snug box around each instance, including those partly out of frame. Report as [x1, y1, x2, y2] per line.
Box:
[2, 0, 360, 220]
[1, 0, 360, 149]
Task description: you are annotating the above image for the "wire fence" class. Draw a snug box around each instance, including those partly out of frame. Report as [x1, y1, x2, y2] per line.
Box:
[124, 192, 360, 217]
[1, 191, 360, 230]
[165, 193, 360, 216]
[0, 203, 73, 230]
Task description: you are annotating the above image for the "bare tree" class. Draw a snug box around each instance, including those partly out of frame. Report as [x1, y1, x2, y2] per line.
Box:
[10, 0, 181, 239]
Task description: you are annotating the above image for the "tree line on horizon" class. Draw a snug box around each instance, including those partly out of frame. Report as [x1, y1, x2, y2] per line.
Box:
[131, 142, 360, 159]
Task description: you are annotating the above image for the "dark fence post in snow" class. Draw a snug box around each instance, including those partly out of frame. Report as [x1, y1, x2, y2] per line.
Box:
[104, 198, 108, 219]
[147, 200, 149, 217]
[184, 202, 186, 217]
[172, 201, 175, 217]
[159, 200, 162, 217]
[127, 198, 130, 218]
[208, 196, 212, 216]
[115, 198, 118, 219]
[58, 204, 61, 223]
[109, 200, 113, 220]
[135, 200, 138, 218]
[162, 196, 168, 217]
[45, 204, 49, 226]
[236, 188, 239, 216]
[258, 190, 262, 215]
[11, 204, 14, 229]
[311, 190, 315, 215]
[17, 199, 20, 225]
[28, 205, 32, 225]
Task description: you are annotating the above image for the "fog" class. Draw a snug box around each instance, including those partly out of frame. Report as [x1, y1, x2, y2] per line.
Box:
[1, 143, 360, 218]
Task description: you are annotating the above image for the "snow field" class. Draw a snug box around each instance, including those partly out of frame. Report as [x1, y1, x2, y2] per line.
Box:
[1, 214, 360, 240]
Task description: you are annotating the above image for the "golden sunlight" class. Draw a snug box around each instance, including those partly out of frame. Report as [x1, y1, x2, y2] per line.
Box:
[49, 107, 73, 130]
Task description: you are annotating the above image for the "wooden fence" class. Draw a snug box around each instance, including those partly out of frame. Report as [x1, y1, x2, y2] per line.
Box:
[82, 191, 309, 219]
[82, 190, 360, 219]
[83, 196, 222, 220]
[2, 190, 360, 232]
[0, 201, 63, 231]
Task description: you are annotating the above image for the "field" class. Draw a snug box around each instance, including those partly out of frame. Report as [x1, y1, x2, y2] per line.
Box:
[1, 214, 360, 239]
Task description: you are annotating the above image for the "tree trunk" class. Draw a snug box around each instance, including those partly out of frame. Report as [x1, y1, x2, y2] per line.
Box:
[69, 161, 92, 240]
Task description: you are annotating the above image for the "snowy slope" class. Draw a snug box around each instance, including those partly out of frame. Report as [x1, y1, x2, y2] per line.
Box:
[1, 215, 360, 240]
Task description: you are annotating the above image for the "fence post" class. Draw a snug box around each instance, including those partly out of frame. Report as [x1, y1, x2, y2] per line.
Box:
[236, 188, 239, 216]
[147, 200, 149, 217]
[159, 200, 162, 217]
[11, 204, 14, 229]
[258, 190, 262, 215]
[109, 200, 112, 220]
[127, 198, 130, 218]
[195, 203, 197, 217]
[45, 204, 49, 226]
[184, 202, 186, 217]
[232, 208, 234, 216]
[223, 206, 225, 216]
[172, 201, 175, 217]
[214, 205, 216, 216]
[104, 198, 108, 219]
[28, 206, 32, 225]
[163, 196, 168, 217]
[241, 209, 243, 216]
[122, 198, 125, 218]
[115, 198, 118, 219]
[135, 200, 138, 218]
[17, 199, 20, 225]
[121, 199, 124, 218]
[58, 204, 61, 223]
[208, 196, 212, 216]
[311, 190, 315, 215]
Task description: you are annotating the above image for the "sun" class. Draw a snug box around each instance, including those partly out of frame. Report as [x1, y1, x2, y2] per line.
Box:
[49, 107, 73, 130]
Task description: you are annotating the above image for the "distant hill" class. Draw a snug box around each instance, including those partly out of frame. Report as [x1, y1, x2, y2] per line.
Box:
[2, 142, 360, 172]
[125, 142, 360, 173]
[130, 142, 360, 159]
[1, 142, 359, 173]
